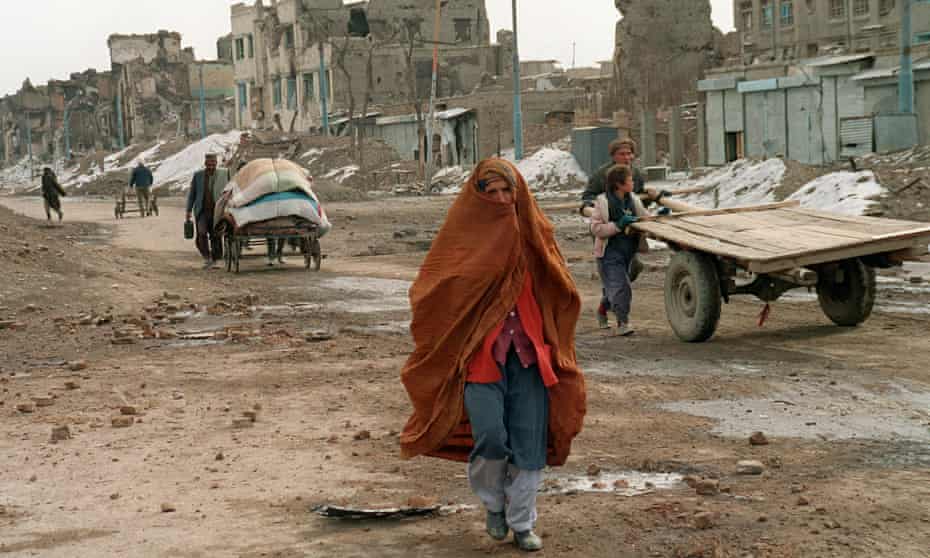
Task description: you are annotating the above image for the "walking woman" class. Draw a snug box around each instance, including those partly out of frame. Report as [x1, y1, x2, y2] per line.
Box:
[400, 159, 586, 552]
[589, 165, 649, 336]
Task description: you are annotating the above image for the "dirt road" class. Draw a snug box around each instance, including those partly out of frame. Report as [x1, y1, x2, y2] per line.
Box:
[1, 194, 929, 558]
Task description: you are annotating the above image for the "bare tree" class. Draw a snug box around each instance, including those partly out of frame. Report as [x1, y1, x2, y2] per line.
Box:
[398, 16, 427, 176]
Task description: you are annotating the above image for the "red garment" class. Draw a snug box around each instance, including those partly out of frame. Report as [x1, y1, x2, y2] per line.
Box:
[492, 308, 537, 368]
[467, 273, 558, 387]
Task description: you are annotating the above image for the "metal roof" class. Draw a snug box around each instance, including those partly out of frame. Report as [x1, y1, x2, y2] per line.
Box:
[805, 53, 874, 67]
[851, 58, 930, 81]
[373, 108, 474, 126]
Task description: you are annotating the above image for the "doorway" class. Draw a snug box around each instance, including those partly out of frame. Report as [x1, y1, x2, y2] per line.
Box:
[725, 132, 744, 162]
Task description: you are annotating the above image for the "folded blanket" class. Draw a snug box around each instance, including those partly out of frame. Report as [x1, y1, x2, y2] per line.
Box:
[228, 193, 330, 236]
[216, 158, 332, 236]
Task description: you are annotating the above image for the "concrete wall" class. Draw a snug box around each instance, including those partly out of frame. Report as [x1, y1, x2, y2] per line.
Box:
[108, 32, 183, 65]
[188, 62, 235, 99]
[736, 0, 930, 62]
[919, 80, 930, 146]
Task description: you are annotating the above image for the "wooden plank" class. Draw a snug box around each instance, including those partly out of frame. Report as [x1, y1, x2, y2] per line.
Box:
[655, 200, 800, 220]
[783, 207, 919, 230]
[646, 219, 787, 255]
[633, 222, 762, 263]
[747, 238, 928, 273]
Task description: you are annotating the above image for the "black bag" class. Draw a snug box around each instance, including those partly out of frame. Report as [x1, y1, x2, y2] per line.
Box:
[184, 219, 194, 240]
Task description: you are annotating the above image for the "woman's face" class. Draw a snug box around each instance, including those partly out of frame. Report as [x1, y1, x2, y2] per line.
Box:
[483, 177, 515, 204]
[613, 175, 634, 195]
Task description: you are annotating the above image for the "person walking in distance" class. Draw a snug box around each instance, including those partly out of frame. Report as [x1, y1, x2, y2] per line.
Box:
[400, 159, 587, 552]
[129, 159, 154, 217]
[40, 167, 66, 222]
[186, 153, 229, 268]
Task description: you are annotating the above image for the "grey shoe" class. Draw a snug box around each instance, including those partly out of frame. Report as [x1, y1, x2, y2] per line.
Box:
[485, 510, 508, 541]
[202, 259, 213, 269]
[513, 530, 543, 552]
[615, 322, 635, 337]
[596, 312, 610, 330]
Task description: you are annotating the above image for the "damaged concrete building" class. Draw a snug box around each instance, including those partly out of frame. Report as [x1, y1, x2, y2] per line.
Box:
[696, 1, 930, 166]
[1, 71, 116, 165]
[109, 31, 235, 144]
[229, 0, 511, 134]
[613, 0, 737, 111]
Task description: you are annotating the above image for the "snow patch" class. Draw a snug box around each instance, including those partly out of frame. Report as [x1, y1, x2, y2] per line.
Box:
[154, 131, 242, 189]
[323, 165, 360, 183]
[507, 147, 588, 189]
[788, 170, 884, 215]
[677, 159, 785, 208]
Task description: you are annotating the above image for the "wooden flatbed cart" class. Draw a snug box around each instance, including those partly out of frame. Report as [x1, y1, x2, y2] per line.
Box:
[632, 199, 930, 342]
[114, 188, 158, 219]
[220, 219, 323, 273]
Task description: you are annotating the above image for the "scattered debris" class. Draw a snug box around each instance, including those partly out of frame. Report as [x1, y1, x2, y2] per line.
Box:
[50, 425, 72, 443]
[112, 416, 134, 428]
[749, 431, 769, 446]
[736, 460, 765, 475]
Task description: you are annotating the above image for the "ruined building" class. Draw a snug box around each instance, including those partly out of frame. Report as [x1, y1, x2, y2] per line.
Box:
[1, 71, 116, 164]
[0, 31, 235, 166]
[613, 0, 735, 111]
[230, 0, 511, 133]
[109, 31, 235, 144]
[734, 0, 930, 63]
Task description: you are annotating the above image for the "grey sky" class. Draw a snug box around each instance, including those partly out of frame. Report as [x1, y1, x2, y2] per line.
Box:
[0, 1, 734, 97]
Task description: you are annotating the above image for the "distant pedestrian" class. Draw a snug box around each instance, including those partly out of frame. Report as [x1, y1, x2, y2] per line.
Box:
[41, 167, 66, 222]
[400, 159, 587, 552]
[589, 165, 649, 337]
[129, 159, 154, 217]
[186, 153, 229, 269]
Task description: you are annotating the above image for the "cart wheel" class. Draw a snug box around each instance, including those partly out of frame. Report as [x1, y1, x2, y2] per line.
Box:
[816, 259, 875, 327]
[664, 250, 722, 343]
[233, 240, 241, 273]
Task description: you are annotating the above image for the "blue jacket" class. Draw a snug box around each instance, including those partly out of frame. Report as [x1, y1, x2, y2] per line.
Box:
[130, 165, 154, 188]
[186, 168, 230, 217]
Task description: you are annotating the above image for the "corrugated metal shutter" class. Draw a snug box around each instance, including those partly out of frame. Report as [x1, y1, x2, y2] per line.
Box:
[840, 117, 873, 158]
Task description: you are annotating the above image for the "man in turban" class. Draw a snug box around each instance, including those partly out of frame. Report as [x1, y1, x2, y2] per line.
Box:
[400, 159, 586, 552]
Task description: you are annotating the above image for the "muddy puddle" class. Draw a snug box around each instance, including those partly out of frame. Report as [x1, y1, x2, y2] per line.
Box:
[541, 471, 684, 496]
[283, 277, 412, 315]
[663, 380, 930, 443]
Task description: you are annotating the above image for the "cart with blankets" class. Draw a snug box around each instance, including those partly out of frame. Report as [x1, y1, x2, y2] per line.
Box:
[214, 158, 331, 273]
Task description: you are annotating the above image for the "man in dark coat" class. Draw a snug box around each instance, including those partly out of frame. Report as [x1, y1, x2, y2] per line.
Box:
[185, 154, 228, 268]
[129, 160, 154, 217]
[41, 167, 66, 222]
[581, 138, 646, 206]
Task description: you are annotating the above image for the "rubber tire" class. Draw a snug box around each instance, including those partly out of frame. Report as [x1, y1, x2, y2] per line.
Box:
[816, 259, 875, 327]
[664, 250, 723, 343]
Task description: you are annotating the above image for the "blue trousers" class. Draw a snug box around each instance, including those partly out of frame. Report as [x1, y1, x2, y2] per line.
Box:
[598, 251, 633, 324]
[464, 348, 549, 471]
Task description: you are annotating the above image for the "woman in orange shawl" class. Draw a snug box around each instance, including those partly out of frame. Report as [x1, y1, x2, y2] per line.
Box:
[400, 159, 586, 552]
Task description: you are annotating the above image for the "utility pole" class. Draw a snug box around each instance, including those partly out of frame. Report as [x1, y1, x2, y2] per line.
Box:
[572, 42, 576, 69]
[116, 84, 125, 149]
[511, 0, 524, 161]
[319, 41, 330, 136]
[898, 0, 914, 114]
[424, 0, 442, 191]
[63, 104, 72, 161]
[199, 63, 208, 139]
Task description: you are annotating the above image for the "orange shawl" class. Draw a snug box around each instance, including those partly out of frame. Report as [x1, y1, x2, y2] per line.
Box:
[399, 159, 586, 467]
